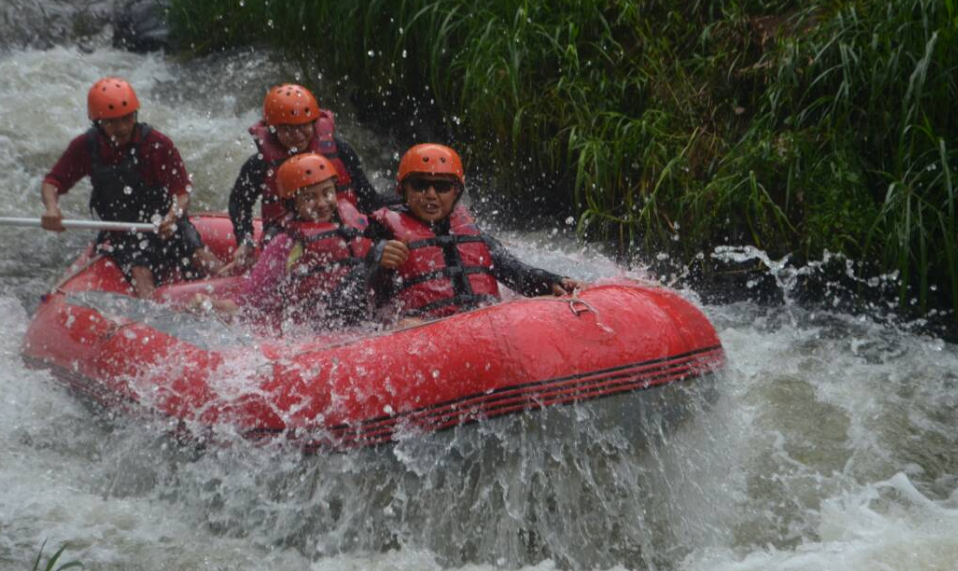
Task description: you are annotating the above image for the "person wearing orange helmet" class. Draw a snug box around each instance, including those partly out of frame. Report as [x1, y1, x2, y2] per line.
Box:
[199, 153, 378, 331]
[225, 83, 393, 274]
[364, 143, 582, 322]
[40, 76, 222, 298]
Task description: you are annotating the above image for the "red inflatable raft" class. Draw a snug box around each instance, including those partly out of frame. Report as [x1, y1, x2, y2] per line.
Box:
[21, 214, 725, 451]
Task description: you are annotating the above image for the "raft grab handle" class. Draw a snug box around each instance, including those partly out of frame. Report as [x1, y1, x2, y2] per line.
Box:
[568, 298, 596, 317]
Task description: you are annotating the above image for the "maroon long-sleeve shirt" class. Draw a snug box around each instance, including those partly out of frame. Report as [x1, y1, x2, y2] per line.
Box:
[43, 124, 190, 198]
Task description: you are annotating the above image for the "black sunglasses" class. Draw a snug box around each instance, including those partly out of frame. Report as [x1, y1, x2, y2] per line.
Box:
[407, 178, 458, 194]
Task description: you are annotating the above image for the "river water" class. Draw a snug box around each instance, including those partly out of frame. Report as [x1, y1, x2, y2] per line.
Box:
[2, 15, 958, 571]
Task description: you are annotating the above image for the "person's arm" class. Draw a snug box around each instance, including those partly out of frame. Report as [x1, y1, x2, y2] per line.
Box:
[235, 233, 292, 314]
[186, 293, 240, 316]
[335, 137, 401, 212]
[148, 131, 193, 240]
[40, 134, 91, 232]
[227, 155, 268, 266]
[485, 234, 580, 296]
[361, 219, 405, 306]
[158, 192, 190, 239]
[40, 182, 65, 231]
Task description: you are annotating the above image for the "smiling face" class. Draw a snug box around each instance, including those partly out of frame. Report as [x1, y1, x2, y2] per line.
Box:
[294, 179, 338, 222]
[98, 112, 137, 145]
[274, 121, 315, 152]
[402, 174, 462, 224]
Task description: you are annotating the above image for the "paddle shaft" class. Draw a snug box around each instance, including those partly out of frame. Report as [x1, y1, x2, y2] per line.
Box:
[0, 217, 156, 233]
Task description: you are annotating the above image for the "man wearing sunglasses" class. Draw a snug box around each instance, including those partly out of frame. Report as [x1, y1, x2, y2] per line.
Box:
[364, 143, 582, 322]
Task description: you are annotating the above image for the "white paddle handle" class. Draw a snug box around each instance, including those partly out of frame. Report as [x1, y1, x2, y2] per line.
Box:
[0, 217, 156, 233]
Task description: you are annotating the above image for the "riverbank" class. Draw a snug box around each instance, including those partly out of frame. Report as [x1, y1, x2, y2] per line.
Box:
[167, 0, 957, 322]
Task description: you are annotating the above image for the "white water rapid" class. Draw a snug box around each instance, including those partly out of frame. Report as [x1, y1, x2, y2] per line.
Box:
[1, 34, 957, 571]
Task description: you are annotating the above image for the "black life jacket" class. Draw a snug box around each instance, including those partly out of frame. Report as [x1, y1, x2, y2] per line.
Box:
[87, 124, 170, 223]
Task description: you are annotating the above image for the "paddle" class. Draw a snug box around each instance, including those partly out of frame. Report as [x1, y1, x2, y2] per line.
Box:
[0, 217, 156, 233]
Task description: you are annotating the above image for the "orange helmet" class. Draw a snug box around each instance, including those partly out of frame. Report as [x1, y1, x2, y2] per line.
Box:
[276, 153, 338, 199]
[87, 77, 140, 120]
[396, 144, 465, 193]
[263, 84, 320, 126]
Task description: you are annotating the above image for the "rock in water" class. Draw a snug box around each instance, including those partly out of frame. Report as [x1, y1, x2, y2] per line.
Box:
[113, 0, 172, 52]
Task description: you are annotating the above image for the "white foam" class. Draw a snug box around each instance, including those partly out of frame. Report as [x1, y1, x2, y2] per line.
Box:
[3, 42, 958, 571]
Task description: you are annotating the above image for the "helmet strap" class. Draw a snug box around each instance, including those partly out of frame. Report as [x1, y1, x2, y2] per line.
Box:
[451, 184, 465, 207]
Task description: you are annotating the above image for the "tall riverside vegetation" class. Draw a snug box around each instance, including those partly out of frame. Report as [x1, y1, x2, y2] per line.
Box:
[170, 0, 958, 315]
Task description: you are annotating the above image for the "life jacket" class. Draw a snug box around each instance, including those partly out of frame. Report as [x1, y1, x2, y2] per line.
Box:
[87, 124, 170, 223]
[280, 200, 371, 313]
[370, 205, 500, 318]
[248, 111, 356, 224]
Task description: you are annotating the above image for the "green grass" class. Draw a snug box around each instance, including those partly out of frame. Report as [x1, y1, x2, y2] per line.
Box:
[31, 541, 83, 571]
[169, 0, 958, 317]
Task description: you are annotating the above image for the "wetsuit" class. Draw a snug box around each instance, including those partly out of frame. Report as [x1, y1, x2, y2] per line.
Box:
[43, 123, 204, 280]
[364, 205, 565, 319]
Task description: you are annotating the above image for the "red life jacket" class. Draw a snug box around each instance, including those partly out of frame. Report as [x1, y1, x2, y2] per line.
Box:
[280, 200, 371, 311]
[370, 205, 500, 318]
[248, 111, 356, 224]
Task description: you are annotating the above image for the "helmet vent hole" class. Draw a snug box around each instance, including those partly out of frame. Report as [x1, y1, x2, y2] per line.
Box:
[306, 169, 312, 175]
[440, 158, 447, 163]
[108, 104, 114, 110]
[423, 157, 430, 163]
